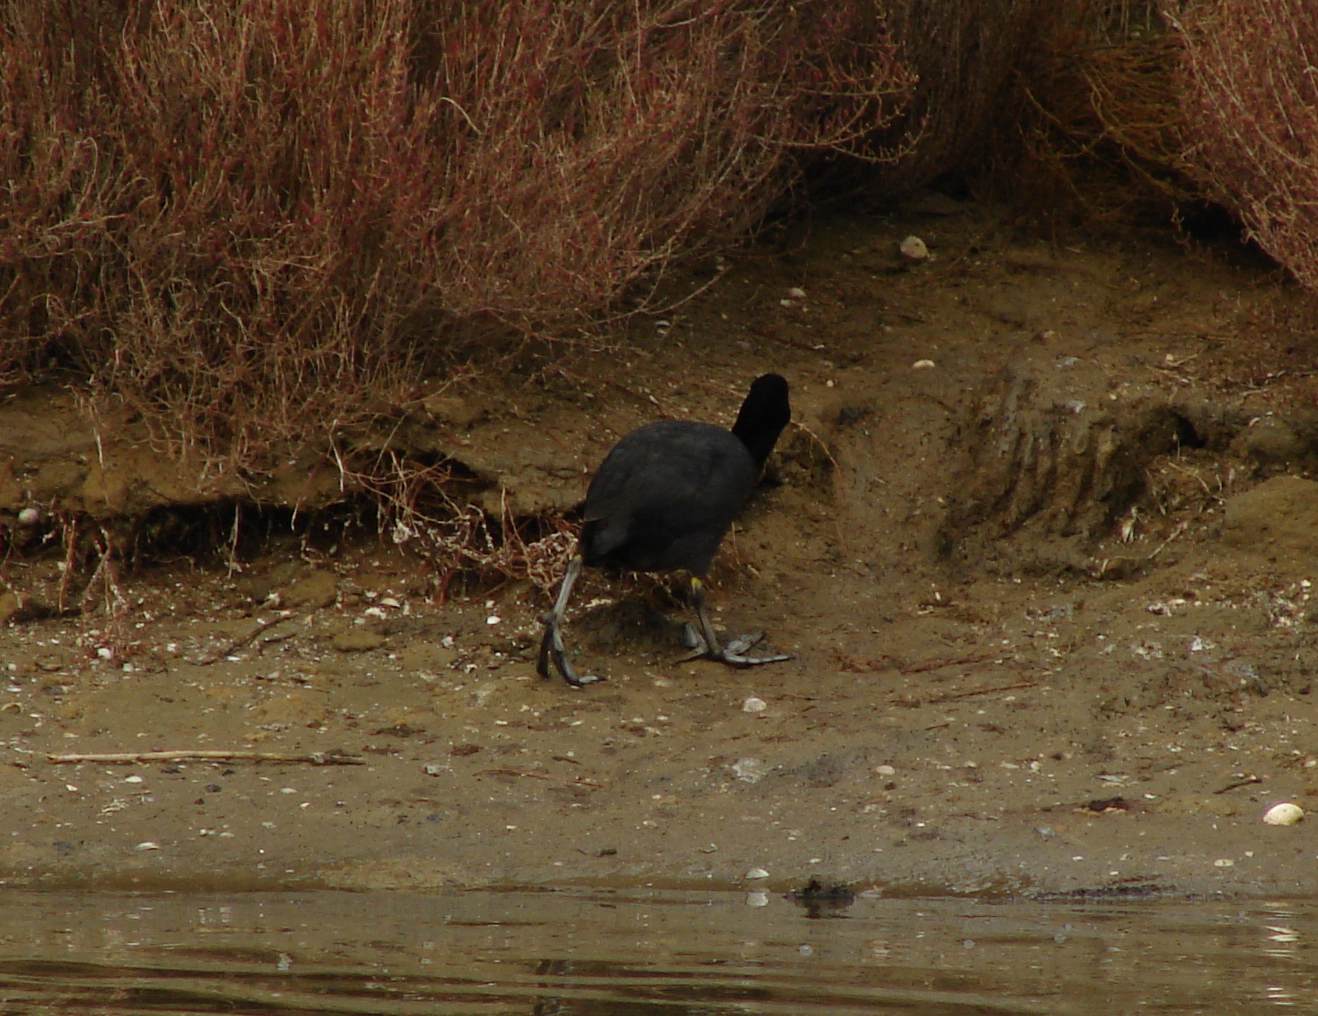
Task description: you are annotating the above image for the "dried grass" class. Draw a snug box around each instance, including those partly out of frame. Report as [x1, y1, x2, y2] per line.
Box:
[344, 450, 577, 599]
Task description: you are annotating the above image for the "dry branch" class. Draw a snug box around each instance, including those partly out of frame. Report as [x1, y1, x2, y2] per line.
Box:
[47, 750, 365, 766]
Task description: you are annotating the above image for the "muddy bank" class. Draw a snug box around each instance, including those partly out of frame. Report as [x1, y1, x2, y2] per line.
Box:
[1, 197, 1315, 898]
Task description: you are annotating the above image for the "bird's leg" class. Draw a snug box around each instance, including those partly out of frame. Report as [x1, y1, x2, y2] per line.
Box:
[537, 556, 604, 687]
[686, 576, 791, 667]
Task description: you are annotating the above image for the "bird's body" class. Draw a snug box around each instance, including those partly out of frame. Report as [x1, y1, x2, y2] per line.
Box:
[538, 374, 792, 687]
[580, 420, 756, 575]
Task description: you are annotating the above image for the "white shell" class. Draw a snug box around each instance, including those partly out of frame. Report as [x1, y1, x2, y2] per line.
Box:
[742, 696, 767, 713]
[732, 757, 767, 783]
[745, 867, 770, 880]
[1262, 802, 1304, 826]
[900, 235, 929, 260]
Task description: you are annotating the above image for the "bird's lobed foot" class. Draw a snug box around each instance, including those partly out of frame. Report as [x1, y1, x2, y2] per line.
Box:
[539, 620, 606, 687]
[677, 631, 790, 666]
[723, 632, 766, 656]
[717, 648, 792, 667]
[679, 624, 764, 655]
[547, 646, 606, 687]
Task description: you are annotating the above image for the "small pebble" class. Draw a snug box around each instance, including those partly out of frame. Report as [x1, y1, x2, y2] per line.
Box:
[786, 286, 807, 299]
[1213, 858, 1234, 868]
[912, 359, 935, 370]
[745, 867, 770, 880]
[1262, 802, 1304, 826]
[742, 696, 767, 714]
[486, 615, 501, 626]
[746, 891, 769, 907]
[17, 507, 39, 526]
[874, 764, 896, 777]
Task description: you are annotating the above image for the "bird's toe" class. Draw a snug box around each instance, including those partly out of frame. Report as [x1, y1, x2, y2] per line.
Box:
[720, 649, 792, 667]
[723, 631, 765, 655]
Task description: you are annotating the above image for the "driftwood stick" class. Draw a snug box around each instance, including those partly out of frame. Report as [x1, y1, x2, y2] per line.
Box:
[47, 750, 364, 766]
[195, 611, 297, 665]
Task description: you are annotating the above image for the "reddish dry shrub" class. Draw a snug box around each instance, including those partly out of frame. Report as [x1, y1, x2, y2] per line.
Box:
[0, 0, 912, 469]
[867, 0, 1059, 192]
[1169, 0, 1318, 289]
[1005, 1, 1197, 222]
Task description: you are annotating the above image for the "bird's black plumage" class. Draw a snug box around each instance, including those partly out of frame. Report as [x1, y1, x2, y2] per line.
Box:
[581, 420, 755, 574]
[538, 373, 791, 686]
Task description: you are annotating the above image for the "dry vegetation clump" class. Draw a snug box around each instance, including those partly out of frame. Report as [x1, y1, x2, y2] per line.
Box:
[1007, 1, 1197, 220]
[345, 452, 577, 599]
[1169, 0, 1318, 291]
[0, 0, 913, 470]
[864, 0, 1060, 193]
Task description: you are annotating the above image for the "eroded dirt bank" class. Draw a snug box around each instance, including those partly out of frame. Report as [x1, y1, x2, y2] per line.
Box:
[1, 197, 1315, 898]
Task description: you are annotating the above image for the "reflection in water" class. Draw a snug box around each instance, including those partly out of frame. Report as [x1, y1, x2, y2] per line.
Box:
[0, 888, 1311, 1013]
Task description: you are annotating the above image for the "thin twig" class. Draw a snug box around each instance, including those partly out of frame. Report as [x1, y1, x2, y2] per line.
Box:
[48, 750, 364, 766]
[1147, 520, 1190, 560]
[194, 611, 297, 665]
[477, 767, 603, 789]
[1212, 774, 1263, 795]
[901, 652, 1001, 675]
[925, 680, 1037, 704]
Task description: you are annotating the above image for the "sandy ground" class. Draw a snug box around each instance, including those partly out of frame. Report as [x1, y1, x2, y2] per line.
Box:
[0, 195, 1315, 899]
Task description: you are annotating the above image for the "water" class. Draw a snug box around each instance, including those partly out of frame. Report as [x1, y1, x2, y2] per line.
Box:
[0, 887, 1311, 1013]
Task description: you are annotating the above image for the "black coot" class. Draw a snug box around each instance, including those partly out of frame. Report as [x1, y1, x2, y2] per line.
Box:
[538, 373, 792, 686]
